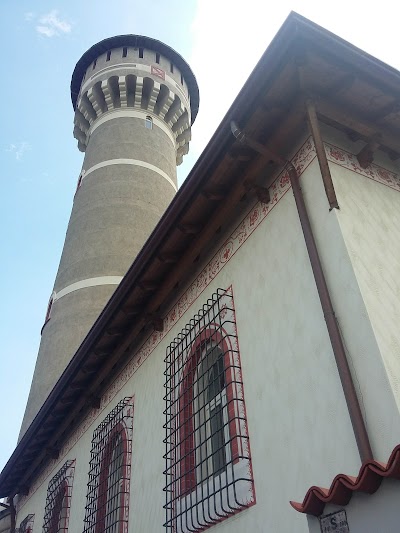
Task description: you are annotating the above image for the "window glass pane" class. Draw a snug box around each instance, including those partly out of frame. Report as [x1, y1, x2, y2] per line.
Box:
[145, 116, 153, 129]
[105, 433, 124, 532]
[210, 404, 226, 476]
[57, 491, 68, 532]
[206, 347, 225, 402]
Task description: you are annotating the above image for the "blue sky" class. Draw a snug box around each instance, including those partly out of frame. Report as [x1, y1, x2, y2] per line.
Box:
[1, 0, 400, 472]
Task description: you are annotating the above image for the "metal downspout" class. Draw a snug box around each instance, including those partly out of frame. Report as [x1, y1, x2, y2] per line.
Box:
[9, 497, 15, 533]
[231, 122, 373, 463]
[305, 99, 339, 210]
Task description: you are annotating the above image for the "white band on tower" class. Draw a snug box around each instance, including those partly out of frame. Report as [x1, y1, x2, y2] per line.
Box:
[82, 159, 178, 190]
[89, 109, 176, 146]
[53, 276, 124, 301]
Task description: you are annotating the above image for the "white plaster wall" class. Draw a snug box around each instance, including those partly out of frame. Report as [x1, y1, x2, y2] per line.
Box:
[325, 136, 400, 431]
[16, 151, 357, 532]
[300, 151, 400, 462]
[307, 479, 400, 533]
[17, 135, 400, 531]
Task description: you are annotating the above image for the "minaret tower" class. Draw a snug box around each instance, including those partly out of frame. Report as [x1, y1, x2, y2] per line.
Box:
[20, 35, 199, 436]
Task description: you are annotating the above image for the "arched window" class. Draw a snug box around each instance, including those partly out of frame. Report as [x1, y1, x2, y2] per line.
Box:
[44, 292, 56, 326]
[48, 481, 68, 533]
[145, 115, 153, 129]
[194, 342, 228, 481]
[164, 289, 255, 532]
[45, 297, 53, 322]
[95, 429, 126, 533]
[178, 330, 232, 496]
[43, 461, 75, 533]
[76, 174, 83, 193]
[83, 398, 134, 533]
[17, 514, 34, 533]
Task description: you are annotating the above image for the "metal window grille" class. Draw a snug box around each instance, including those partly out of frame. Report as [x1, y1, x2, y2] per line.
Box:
[16, 514, 34, 533]
[164, 288, 255, 532]
[42, 460, 75, 533]
[83, 397, 134, 533]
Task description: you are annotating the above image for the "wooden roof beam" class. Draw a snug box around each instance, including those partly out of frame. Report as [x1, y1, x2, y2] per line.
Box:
[84, 394, 101, 409]
[316, 98, 400, 157]
[145, 313, 164, 332]
[44, 447, 59, 460]
[121, 305, 142, 317]
[243, 179, 270, 204]
[202, 186, 227, 201]
[357, 136, 381, 168]
[322, 73, 355, 97]
[371, 99, 400, 122]
[106, 327, 124, 337]
[177, 223, 202, 235]
[139, 280, 159, 292]
[158, 252, 179, 264]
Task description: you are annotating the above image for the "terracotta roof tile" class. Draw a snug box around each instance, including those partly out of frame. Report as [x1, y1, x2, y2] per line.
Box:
[290, 444, 400, 516]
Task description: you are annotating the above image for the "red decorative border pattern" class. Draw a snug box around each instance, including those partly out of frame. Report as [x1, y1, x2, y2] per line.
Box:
[325, 143, 400, 192]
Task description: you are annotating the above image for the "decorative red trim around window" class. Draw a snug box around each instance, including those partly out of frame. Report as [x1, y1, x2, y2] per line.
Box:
[42, 460, 75, 533]
[48, 480, 68, 533]
[164, 288, 255, 533]
[16, 514, 34, 533]
[83, 397, 134, 533]
[178, 327, 238, 496]
[95, 423, 129, 533]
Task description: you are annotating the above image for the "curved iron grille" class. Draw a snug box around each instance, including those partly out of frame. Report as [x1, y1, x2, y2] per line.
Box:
[83, 397, 133, 533]
[16, 514, 34, 533]
[42, 460, 75, 533]
[164, 288, 255, 532]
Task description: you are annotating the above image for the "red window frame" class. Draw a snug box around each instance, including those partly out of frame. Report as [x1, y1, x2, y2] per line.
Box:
[95, 423, 130, 533]
[179, 326, 240, 496]
[83, 397, 134, 533]
[42, 460, 75, 533]
[48, 480, 68, 533]
[16, 514, 34, 533]
[164, 288, 256, 533]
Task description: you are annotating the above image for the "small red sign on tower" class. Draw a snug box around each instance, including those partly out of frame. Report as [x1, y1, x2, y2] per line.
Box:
[151, 65, 165, 80]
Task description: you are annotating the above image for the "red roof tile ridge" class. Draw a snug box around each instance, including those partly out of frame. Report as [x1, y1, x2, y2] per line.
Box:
[290, 444, 400, 516]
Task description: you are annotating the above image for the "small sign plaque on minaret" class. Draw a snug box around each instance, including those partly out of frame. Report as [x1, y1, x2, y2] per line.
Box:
[320, 510, 349, 532]
[151, 65, 165, 79]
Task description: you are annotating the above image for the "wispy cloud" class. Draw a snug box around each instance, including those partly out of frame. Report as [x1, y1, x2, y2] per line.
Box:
[6, 142, 31, 161]
[25, 9, 72, 37]
[36, 25, 58, 38]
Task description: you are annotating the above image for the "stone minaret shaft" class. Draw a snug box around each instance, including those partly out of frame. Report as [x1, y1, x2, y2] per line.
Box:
[20, 36, 199, 436]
